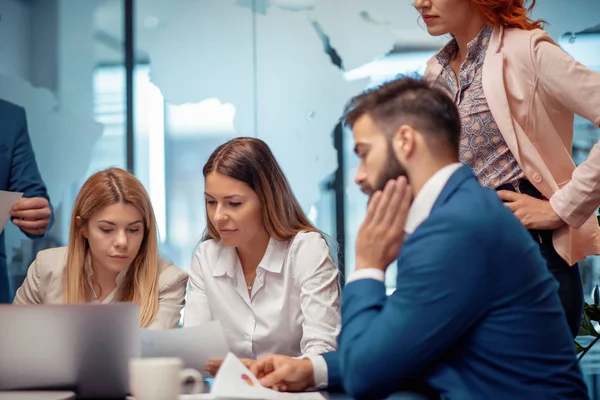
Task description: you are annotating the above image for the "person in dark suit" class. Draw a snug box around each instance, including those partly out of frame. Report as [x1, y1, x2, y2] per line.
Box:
[0, 99, 53, 303]
[248, 77, 587, 399]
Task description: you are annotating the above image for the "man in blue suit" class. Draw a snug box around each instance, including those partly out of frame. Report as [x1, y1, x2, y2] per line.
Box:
[249, 77, 587, 399]
[0, 99, 53, 303]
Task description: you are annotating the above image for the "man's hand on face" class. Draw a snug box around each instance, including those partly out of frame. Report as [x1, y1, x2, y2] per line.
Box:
[355, 176, 412, 272]
[250, 355, 315, 392]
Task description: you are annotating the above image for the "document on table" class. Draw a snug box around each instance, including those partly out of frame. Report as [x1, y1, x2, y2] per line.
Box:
[0, 190, 22, 234]
[128, 395, 215, 400]
[140, 321, 230, 375]
[211, 353, 325, 400]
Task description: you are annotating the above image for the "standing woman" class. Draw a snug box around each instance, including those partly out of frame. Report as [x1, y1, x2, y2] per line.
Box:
[416, 0, 600, 336]
[184, 137, 341, 368]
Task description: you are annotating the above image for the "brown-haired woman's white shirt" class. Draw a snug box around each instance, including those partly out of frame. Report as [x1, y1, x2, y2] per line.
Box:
[184, 231, 341, 359]
[13, 246, 188, 330]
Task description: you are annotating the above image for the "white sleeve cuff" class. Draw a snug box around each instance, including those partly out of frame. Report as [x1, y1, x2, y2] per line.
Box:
[347, 268, 385, 283]
[308, 355, 328, 390]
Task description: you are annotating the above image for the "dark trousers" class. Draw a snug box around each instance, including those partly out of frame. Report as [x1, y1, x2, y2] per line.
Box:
[0, 264, 11, 303]
[497, 180, 583, 338]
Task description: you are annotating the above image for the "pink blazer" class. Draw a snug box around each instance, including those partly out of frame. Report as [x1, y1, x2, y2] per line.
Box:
[425, 24, 600, 266]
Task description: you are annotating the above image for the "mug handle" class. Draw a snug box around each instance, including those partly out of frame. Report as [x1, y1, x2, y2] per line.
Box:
[180, 368, 205, 394]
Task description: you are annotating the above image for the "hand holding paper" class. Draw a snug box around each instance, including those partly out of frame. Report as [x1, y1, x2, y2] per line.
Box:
[0, 190, 23, 234]
[211, 353, 324, 400]
[11, 196, 52, 236]
[250, 355, 315, 392]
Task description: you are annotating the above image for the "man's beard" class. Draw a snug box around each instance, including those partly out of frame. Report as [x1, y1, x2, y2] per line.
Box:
[367, 144, 408, 197]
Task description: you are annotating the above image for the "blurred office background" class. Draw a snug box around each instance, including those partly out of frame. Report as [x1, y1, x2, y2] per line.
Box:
[1, 0, 599, 394]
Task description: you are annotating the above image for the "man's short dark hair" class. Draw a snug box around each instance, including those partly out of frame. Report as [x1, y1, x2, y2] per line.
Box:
[342, 76, 461, 158]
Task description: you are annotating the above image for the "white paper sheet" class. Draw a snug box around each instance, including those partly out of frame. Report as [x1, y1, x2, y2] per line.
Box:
[0, 190, 23, 234]
[127, 395, 215, 400]
[128, 396, 215, 400]
[140, 321, 230, 375]
[211, 353, 325, 400]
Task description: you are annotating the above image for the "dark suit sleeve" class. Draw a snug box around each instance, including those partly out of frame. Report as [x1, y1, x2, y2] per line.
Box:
[322, 351, 343, 391]
[338, 217, 489, 400]
[9, 107, 54, 238]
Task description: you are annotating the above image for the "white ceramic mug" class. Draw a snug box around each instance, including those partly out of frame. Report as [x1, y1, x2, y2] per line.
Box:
[129, 357, 204, 400]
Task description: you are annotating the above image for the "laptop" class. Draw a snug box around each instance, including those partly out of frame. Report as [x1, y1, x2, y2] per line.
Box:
[0, 303, 140, 399]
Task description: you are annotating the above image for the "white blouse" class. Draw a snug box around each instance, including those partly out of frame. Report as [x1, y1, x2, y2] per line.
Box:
[183, 231, 341, 359]
[85, 257, 128, 303]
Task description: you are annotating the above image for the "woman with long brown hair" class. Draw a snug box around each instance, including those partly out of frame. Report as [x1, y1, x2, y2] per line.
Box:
[14, 168, 188, 330]
[184, 137, 340, 368]
[415, 0, 600, 337]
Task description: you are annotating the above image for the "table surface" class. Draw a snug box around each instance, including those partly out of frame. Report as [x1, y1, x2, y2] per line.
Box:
[325, 392, 427, 400]
[0, 392, 426, 400]
[0, 392, 75, 400]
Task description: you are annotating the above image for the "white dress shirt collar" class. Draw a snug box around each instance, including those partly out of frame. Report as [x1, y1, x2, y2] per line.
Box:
[404, 163, 463, 235]
[84, 255, 129, 303]
[211, 237, 289, 277]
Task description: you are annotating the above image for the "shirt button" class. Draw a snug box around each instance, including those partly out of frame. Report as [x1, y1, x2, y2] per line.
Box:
[532, 173, 542, 183]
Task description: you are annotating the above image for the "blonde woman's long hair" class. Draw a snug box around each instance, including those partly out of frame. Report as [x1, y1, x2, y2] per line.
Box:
[64, 167, 161, 327]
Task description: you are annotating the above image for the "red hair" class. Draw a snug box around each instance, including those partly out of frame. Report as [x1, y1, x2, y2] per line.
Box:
[471, 0, 546, 31]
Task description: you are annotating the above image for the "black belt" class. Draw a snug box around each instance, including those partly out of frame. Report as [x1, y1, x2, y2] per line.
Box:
[495, 179, 552, 243]
[495, 179, 544, 200]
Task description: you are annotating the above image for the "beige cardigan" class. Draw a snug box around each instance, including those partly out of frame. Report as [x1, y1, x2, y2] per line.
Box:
[13, 246, 188, 330]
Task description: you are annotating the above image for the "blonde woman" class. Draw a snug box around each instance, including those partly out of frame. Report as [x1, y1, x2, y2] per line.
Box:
[13, 167, 188, 330]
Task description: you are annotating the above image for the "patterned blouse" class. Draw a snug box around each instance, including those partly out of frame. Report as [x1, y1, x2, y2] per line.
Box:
[435, 24, 524, 189]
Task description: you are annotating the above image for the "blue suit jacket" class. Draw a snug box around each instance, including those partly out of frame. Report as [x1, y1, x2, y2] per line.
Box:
[0, 100, 53, 303]
[325, 166, 587, 399]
